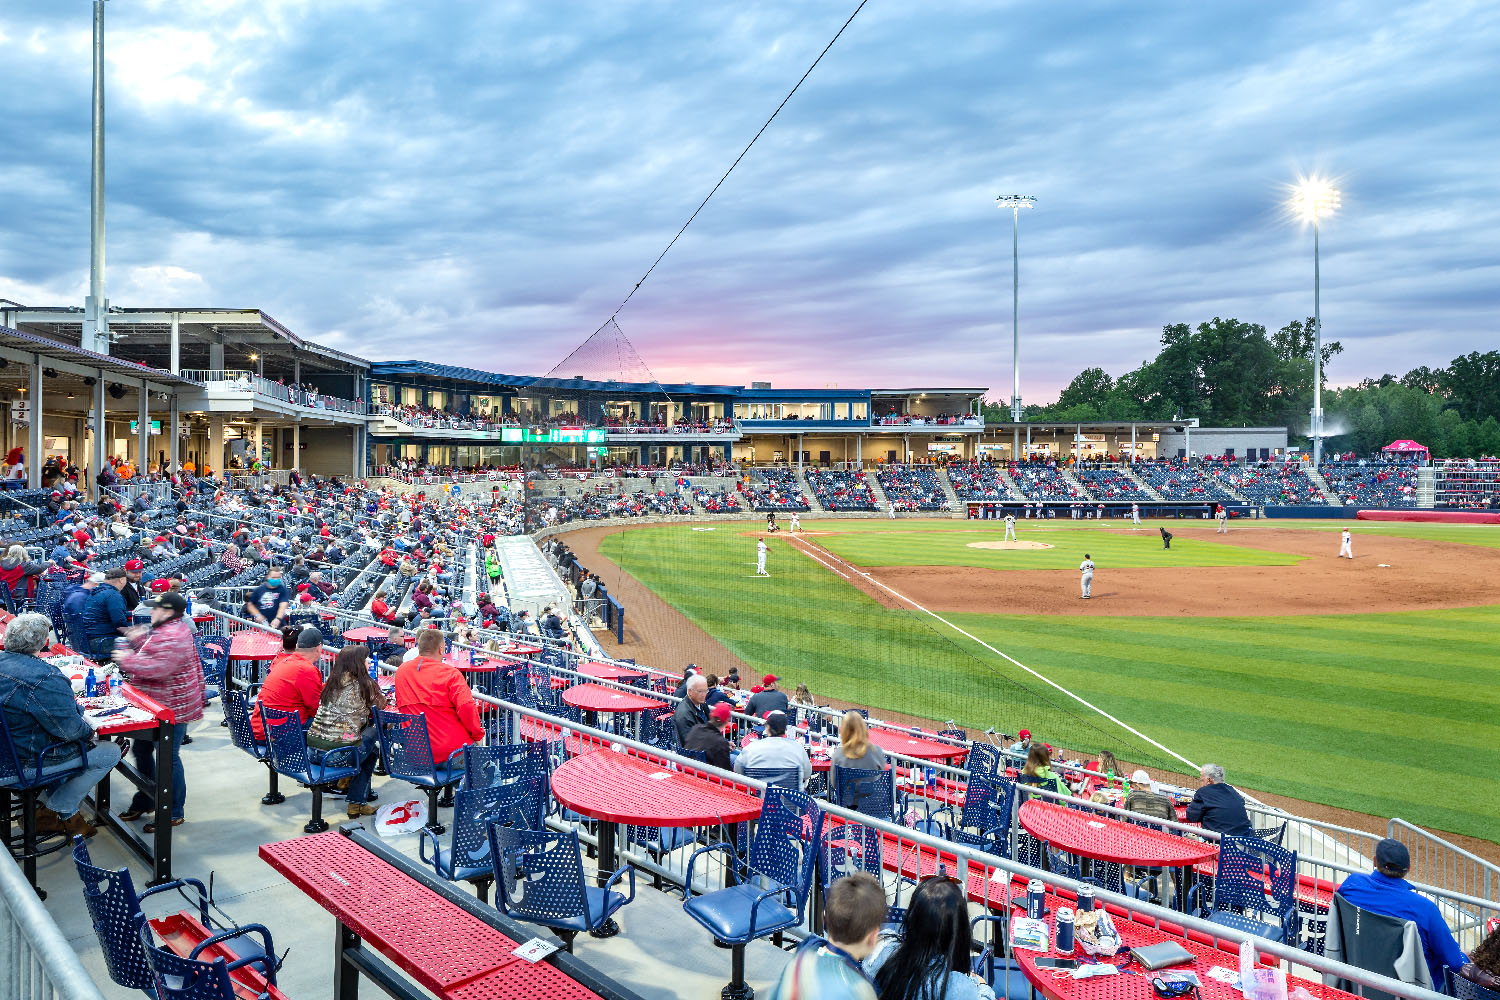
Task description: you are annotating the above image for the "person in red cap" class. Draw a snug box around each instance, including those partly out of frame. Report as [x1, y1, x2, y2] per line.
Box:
[1009, 728, 1033, 759]
[148, 578, 171, 595]
[744, 673, 789, 718]
[684, 702, 734, 771]
[121, 559, 146, 609]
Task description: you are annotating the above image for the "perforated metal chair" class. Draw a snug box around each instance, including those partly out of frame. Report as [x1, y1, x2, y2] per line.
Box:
[830, 764, 896, 821]
[418, 784, 530, 903]
[964, 742, 1002, 777]
[222, 688, 284, 805]
[460, 742, 549, 830]
[74, 836, 279, 998]
[682, 787, 824, 1000]
[742, 765, 803, 791]
[0, 707, 89, 899]
[259, 705, 362, 834]
[1250, 820, 1288, 846]
[133, 912, 279, 1000]
[931, 772, 1014, 859]
[373, 709, 465, 835]
[195, 635, 231, 713]
[971, 913, 1038, 1000]
[1448, 969, 1500, 1000]
[487, 823, 635, 951]
[1194, 835, 1299, 944]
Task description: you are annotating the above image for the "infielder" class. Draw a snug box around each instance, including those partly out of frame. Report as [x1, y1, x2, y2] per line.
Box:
[790, 512, 801, 533]
[1079, 552, 1095, 599]
[1338, 528, 1353, 559]
[1216, 505, 1228, 534]
[1131, 503, 1141, 526]
[1004, 512, 1016, 541]
[756, 537, 769, 576]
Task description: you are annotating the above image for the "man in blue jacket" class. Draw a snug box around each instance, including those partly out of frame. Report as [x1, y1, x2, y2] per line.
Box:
[1337, 840, 1468, 989]
[81, 568, 133, 659]
[1185, 763, 1254, 836]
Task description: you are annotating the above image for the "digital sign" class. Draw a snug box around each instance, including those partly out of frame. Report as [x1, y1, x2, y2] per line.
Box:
[499, 427, 606, 444]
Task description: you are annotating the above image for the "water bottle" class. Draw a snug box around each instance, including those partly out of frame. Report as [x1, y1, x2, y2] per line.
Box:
[109, 672, 123, 698]
[925, 766, 936, 788]
[84, 666, 97, 698]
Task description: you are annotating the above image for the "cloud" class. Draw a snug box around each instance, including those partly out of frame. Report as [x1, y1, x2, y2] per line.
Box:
[1, 0, 1497, 401]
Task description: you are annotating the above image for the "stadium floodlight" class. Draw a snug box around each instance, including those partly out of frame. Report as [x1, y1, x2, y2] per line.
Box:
[82, 0, 111, 355]
[1289, 177, 1340, 467]
[996, 195, 1035, 461]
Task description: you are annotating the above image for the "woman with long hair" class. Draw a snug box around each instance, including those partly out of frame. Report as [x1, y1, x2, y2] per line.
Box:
[305, 645, 384, 818]
[1017, 744, 1069, 798]
[867, 876, 995, 1000]
[832, 711, 887, 771]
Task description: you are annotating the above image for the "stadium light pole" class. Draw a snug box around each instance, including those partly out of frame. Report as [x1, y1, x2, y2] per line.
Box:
[1290, 178, 1339, 467]
[997, 195, 1035, 461]
[82, 0, 110, 354]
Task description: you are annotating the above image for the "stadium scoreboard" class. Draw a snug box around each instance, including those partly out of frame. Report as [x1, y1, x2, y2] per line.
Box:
[499, 427, 606, 444]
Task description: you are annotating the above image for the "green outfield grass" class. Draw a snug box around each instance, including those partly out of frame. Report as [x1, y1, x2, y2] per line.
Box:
[598, 519, 1500, 843]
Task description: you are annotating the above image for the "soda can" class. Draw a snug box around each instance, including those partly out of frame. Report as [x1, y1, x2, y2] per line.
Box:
[1077, 885, 1095, 912]
[1055, 907, 1075, 953]
[1027, 879, 1046, 919]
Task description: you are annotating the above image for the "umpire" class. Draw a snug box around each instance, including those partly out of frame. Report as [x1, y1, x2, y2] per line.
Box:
[1159, 525, 1173, 550]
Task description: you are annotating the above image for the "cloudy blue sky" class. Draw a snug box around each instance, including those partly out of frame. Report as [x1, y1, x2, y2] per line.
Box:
[1, 1, 1496, 400]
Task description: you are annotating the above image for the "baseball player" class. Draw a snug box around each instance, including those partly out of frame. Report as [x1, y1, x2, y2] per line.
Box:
[766, 512, 777, 533]
[790, 511, 801, 533]
[1004, 511, 1016, 541]
[1079, 553, 1095, 599]
[888, 501, 896, 519]
[1338, 528, 1353, 559]
[1131, 503, 1141, 526]
[756, 537, 769, 576]
[1159, 525, 1173, 550]
[1216, 504, 1228, 534]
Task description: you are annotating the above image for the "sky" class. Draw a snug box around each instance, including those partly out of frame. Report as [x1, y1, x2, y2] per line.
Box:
[1, 1, 1497, 402]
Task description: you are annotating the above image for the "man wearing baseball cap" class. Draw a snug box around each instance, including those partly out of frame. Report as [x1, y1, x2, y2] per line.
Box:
[684, 701, 735, 772]
[1333, 838, 1468, 990]
[734, 711, 810, 789]
[744, 673, 789, 719]
[121, 559, 145, 609]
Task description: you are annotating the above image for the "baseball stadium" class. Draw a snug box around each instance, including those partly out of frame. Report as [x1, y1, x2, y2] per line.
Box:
[5, 5, 1500, 1000]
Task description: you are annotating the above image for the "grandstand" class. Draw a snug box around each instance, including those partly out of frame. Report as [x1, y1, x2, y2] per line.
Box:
[1007, 462, 1089, 501]
[946, 461, 1015, 500]
[1203, 460, 1328, 505]
[1434, 458, 1500, 509]
[1072, 467, 1153, 502]
[803, 468, 878, 511]
[876, 464, 952, 511]
[1318, 459, 1420, 508]
[744, 467, 810, 511]
[1133, 458, 1242, 502]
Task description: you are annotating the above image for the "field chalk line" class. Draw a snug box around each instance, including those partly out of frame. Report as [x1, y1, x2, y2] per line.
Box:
[794, 535, 1199, 772]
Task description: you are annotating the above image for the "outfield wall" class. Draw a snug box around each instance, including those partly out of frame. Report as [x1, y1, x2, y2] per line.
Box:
[1263, 505, 1357, 519]
[1357, 508, 1500, 525]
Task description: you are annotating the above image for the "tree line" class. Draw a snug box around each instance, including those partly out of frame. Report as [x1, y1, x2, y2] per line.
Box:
[982, 317, 1500, 459]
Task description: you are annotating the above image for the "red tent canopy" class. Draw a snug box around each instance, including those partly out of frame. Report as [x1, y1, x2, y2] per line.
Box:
[1382, 439, 1430, 457]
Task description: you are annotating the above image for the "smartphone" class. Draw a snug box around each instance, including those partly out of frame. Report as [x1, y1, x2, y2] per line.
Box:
[1034, 958, 1079, 970]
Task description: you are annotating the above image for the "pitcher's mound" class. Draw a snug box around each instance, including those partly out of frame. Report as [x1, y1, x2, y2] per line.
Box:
[966, 540, 1055, 550]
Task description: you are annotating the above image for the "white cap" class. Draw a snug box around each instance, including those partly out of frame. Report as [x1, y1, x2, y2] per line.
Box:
[1130, 769, 1151, 785]
[87, 572, 107, 584]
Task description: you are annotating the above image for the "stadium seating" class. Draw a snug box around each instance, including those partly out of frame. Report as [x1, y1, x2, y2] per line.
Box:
[1433, 459, 1500, 509]
[877, 465, 951, 511]
[744, 468, 810, 511]
[946, 462, 1012, 500]
[1204, 462, 1328, 505]
[1133, 459, 1240, 502]
[1007, 462, 1087, 501]
[692, 488, 743, 513]
[804, 469, 878, 511]
[1073, 468, 1153, 502]
[1318, 460, 1419, 508]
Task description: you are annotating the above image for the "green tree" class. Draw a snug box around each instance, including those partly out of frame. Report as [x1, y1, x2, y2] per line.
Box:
[1441, 351, 1500, 422]
[1056, 367, 1114, 410]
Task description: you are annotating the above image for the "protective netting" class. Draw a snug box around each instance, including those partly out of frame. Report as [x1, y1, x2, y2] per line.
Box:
[545, 319, 672, 400]
[596, 522, 1180, 775]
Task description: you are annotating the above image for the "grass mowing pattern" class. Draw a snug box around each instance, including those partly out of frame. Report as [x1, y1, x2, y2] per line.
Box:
[599, 519, 1500, 843]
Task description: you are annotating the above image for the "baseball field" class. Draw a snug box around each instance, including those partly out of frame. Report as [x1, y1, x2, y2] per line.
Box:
[589, 517, 1500, 846]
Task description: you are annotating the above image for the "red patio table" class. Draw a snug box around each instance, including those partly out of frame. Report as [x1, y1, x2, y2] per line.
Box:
[578, 661, 646, 682]
[868, 727, 970, 762]
[228, 628, 284, 683]
[342, 625, 389, 643]
[1012, 882, 1361, 1000]
[1019, 799, 1216, 869]
[551, 750, 762, 885]
[740, 731, 833, 772]
[260, 831, 610, 1000]
[76, 684, 178, 884]
[560, 683, 666, 728]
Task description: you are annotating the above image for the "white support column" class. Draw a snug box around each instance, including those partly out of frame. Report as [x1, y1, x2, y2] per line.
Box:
[27, 358, 42, 489]
[169, 395, 180, 472]
[169, 313, 180, 374]
[137, 385, 149, 472]
[291, 420, 300, 473]
[91, 375, 107, 499]
[1131, 423, 1136, 462]
[251, 420, 262, 468]
[208, 342, 224, 373]
[208, 416, 224, 479]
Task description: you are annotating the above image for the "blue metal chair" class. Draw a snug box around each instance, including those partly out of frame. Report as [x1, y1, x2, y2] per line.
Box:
[1194, 835, 1299, 944]
[222, 687, 283, 805]
[0, 707, 90, 899]
[683, 787, 824, 1000]
[932, 772, 1014, 859]
[259, 705, 362, 834]
[419, 784, 530, 903]
[1449, 969, 1500, 1000]
[742, 765, 803, 791]
[194, 635, 231, 711]
[971, 914, 1038, 1000]
[830, 764, 896, 821]
[133, 912, 278, 1000]
[461, 742, 549, 828]
[373, 709, 465, 835]
[487, 824, 635, 951]
[1250, 820, 1288, 846]
[964, 742, 1002, 777]
[73, 836, 279, 997]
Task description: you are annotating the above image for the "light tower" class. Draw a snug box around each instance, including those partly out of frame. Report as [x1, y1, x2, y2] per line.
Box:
[82, 0, 111, 354]
[1289, 177, 1339, 466]
[996, 195, 1035, 460]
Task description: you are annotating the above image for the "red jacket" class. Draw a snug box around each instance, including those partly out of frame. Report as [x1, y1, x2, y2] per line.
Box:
[251, 652, 324, 741]
[371, 598, 395, 623]
[121, 617, 205, 725]
[394, 655, 482, 767]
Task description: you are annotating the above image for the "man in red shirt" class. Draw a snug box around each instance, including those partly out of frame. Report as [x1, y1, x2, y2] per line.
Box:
[251, 627, 325, 742]
[394, 628, 482, 767]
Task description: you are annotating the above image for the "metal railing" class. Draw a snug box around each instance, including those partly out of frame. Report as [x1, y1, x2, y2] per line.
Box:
[1390, 818, 1500, 907]
[1, 852, 108, 1000]
[180, 369, 367, 415]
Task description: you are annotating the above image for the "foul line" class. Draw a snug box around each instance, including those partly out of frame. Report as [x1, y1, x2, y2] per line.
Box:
[803, 540, 1199, 771]
[785, 535, 851, 578]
